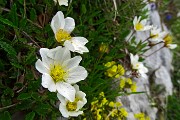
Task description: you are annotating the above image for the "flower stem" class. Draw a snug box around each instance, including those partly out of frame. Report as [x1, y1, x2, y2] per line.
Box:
[145, 46, 164, 58]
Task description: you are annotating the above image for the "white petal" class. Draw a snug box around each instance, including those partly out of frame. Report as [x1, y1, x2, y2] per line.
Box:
[64, 17, 75, 33]
[130, 53, 139, 65]
[140, 19, 147, 26]
[42, 74, 56, 92]
[39, 48, 53, 67]
[139, 65, 148, 74]
[76, 92, 87, 110]
[62, 56, 82, 70]
[59, 103, 69, 118]
[47, 46, 62, 59]
[68, 111, 83, 117]
[76, 101, 85, 111]
[69, 37, 89, 54]
[35, 59, 49, 74]
[133, 16, 137, 25]
[66, 66, 88, 84]
[57, 93, 67, 104]
[167, 44, 177, 49]
[140, 73, 148, 79]
[143, 25, 152, 31]
[137, 16, 141, 23]
[74, 37, 88, 45]
[73, 84, 79, 91]
[51, 11, 65, 34]
[56, 82, 75, 102]
[54, 47, 71, 64]
[53, 0, 57, 4]
[64, 40, 75, 52]
[58, 0, 68, 6]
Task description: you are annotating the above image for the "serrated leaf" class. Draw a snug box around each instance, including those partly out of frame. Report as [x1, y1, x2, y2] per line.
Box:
[0, 16, 17, 28]
[25, 111, 35, 120]
[17, 93, 31, 100]
[35, 103, 51, 115]
[0, 41, 17, 56]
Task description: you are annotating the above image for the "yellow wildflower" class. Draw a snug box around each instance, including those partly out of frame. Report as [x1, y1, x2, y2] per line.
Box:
[131, 82, 137, 92]
[134, 112, 151, 120]
[105, 61, 125, 78]
[109, 101, 115, 107]
[99, 43, 109, 53]
[115, 102, 122, 107]
[111, 109, 118, 117]
[119, 108, 128, 117]
[120, 78, 126, 89]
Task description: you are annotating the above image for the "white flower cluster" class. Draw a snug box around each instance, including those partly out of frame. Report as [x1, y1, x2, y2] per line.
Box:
[128, 14, 177, 79]
[133, 16, 177, 49]
[35, 9, 88, 118]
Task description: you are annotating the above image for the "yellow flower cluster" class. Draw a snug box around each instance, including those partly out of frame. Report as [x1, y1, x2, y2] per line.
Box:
[99, 43, 109, 53]
[134, 112, 151, 120]
[119, 77, 137, 92]
[104, 61, 125, 78]
[91, 92, 128, 120]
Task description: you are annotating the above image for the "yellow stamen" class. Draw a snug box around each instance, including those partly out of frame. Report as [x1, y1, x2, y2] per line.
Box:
[135, 23, 144, 30]
[56, 29, 71, 43]
[163, 34, 172, 45]
[66, 98, 79, 111]
[151, 33, 159, 39]
[50, 64, 66, 82]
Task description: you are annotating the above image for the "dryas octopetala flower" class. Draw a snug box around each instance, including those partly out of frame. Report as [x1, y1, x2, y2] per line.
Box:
[130, 53, 148, 78]
[57, 84, 87, 118]
[149, 26, 164, 44]
[162, 32, 177, 49]
[53, 0, 68, 6]
[133, 16, 152, 31]
[51, 11, 89, 54]
[35, 46, 87, 102]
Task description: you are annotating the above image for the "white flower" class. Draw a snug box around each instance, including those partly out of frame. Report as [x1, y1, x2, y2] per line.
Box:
[149, 26, 164, 44]
[133, 16, 152, 31]
[161, 32, 177, 49]
[57, 84, 87, 118]
[53, 0, 68, 6]
[166, 44, 177, 49]
[35, 46, 88, 102]
[130, 53, 148, 78]
[51, 11, 89, 54]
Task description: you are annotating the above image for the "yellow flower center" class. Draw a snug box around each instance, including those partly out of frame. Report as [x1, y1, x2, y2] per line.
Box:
[50, 64, 66, 82]
[135, 23, 144, 30]
[163, 34, 172, 45]
[150, 33, 159, 39]
[56, 29, 71, 43]
[66, 98, 79, 111]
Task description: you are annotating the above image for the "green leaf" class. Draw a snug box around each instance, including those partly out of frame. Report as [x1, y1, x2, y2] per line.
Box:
[10, 62, 23, 69]
[1, 111, 11, 120]
[35, 103, 52, 115]
[81, 4, 87, 14]
[10, 4, 18, 26]
[17, 93, 31, 100]
[0, 41, 17, 56]
[0, 16, 17, 28]
[30, 8, 37, 21]
[25, 111, 35, 120]
[25, 48, 36, 65]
